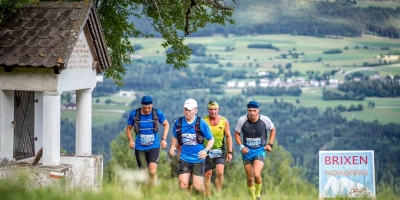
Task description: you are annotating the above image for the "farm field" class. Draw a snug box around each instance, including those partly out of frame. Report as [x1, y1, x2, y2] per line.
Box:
[129, 34, 400, 82]
[64, 34, 400, 126]
[61, 95, 134, 126]
[183, 87, 400, 124]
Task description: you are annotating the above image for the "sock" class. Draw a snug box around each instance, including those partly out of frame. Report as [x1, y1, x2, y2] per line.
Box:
[255, 183, 262, 197]
[248, 185, 256, 200]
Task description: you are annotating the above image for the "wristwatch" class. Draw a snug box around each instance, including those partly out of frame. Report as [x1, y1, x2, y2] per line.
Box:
[204, 148, 210, 153]
[268, 143, 274, 148]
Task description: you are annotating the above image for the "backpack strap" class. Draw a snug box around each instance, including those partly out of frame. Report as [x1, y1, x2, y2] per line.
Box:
[133, 108, 159, 134]
[152, 108, 159, 133]
[195, 116, 204, 144]
[177, 116, 204, 145]
[176, 117, 183, 145]
[133, 108, 141, 134]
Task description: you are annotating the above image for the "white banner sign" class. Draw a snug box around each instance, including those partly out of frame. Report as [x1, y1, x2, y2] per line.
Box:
[319, 150, 375, 198]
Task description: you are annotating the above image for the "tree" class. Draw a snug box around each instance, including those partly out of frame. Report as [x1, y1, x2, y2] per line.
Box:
[94, 0, 237, 85]
[1, 0, 237, 85]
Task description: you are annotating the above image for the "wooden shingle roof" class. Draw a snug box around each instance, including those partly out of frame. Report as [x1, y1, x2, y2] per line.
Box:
[0, 1, 111, 74]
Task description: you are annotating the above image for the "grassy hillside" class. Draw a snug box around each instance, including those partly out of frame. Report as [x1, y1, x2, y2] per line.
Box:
[61, 34, 400, 127]
[129, 0, 400, 38]
[127, 34, 400, 124]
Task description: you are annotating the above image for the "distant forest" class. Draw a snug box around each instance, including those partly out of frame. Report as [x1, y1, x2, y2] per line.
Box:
[61, 62, 400, 187]
[131, 0, 400, 39]
[61, 90, 400, 187]
[60, 0, 400, 189]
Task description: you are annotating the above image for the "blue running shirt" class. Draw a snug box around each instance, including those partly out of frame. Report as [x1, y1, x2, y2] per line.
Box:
[127, 109, 166, 150]
[173, 116, 213, 163]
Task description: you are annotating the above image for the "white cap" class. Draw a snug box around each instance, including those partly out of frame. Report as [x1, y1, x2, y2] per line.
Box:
[184, 98, 197, 110]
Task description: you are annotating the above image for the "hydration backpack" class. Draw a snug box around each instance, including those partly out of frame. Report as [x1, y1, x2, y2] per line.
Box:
[176, 116, 204, 145]
[133, 108, 159, 134]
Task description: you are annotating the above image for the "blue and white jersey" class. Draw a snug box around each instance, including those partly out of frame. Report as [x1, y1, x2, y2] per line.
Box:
[127, 109, 166, 150]
[173, 116, 213, 163]
[235, 114, 274, 148]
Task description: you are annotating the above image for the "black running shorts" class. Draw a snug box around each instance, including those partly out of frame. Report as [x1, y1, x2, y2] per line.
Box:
[178, 160, 205, 176]
[205, 156, 225, 171]
[134, 148, 160, 168]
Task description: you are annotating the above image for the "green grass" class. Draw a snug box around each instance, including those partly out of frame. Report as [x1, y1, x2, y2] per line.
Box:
[61, 110, 125, 126]
[0, 176, 398, 200]
[341, 107, 400, 124]
[129, 34, 400, 83]
[62, 94, 134, 126]
[93, 95, 135, 105]
[92, 104, 129, 110]
[87, 34, 400, 127]
[246, 87, 400, 124]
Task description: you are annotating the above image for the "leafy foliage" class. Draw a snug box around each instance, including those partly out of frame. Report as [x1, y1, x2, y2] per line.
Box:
[59, 88, 400, 190]
[0, 0, 236, 85]
[94, 0, 236, 85]
[338, 79, 400, 97]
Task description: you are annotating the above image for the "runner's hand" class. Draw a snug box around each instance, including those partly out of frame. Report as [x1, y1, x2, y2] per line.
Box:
[226, 153, 232, 162]
[241, 147, 249, 154]
[161, 140, 167, 149]
[129, 141, 135, 149]
[265, 145, 272, 152]
[169, 146, 177, 157]
[198, 150, 207, 159]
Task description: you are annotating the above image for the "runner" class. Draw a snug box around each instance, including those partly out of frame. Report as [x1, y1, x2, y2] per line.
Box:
[126, 95, 169, 186]
[169, 98, 214, 199]
[203, 100, 233, 198]
[234, 100, 276, 200]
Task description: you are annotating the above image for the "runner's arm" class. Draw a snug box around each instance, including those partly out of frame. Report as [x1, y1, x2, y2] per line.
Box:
[224, 119, 233, 152]
[225, 120, 233, 161]
[126, 125, 134, 149]
[234, 131, 242, 146]
[161, 120, 169, 140]
[269, 127, 276, 145]
[204, 137, 214, 152]
[235, 131, 248, 154]
[169, 137, 177, 157]
[159, 120, 169, 149]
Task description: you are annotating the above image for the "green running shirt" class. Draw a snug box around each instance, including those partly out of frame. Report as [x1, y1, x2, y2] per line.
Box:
[203, 115, 226, 150]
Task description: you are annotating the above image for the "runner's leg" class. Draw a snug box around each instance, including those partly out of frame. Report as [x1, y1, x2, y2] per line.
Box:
[191, 161, 206, 199]
[253, 155, 265, 199]
[204, 157, 213, 197]
[215, 163, 225, 195]
[244, 162, 256, 200]
[204, 169, 212, 197]
[147, 148, 160, 185]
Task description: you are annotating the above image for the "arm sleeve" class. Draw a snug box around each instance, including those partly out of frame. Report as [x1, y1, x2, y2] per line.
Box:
[235, 115, 245, 133]
[200, 119, 213, 140]
[172, 119, 178, 138]
[260, 115, 274, 130]
[157, 109, 166, 123]
[127, 110, 136, 125]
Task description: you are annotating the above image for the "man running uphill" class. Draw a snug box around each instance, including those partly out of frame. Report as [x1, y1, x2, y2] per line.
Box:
[203, 101, 233, 198]
[126, 95, 170, 186]
[169, 98, 214, 199]
[235, 101, 276, 200]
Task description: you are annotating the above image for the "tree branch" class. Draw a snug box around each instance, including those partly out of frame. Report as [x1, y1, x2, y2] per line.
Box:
[151, 0, 162, 22]
[184, 0, 235, 36]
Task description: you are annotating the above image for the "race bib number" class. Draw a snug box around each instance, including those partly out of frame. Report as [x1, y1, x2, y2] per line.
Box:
[209, 148, 223, 159]
[246, 138, 261, 148]
[140, 134, 155, 146]
[182, 133, 197, 146]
